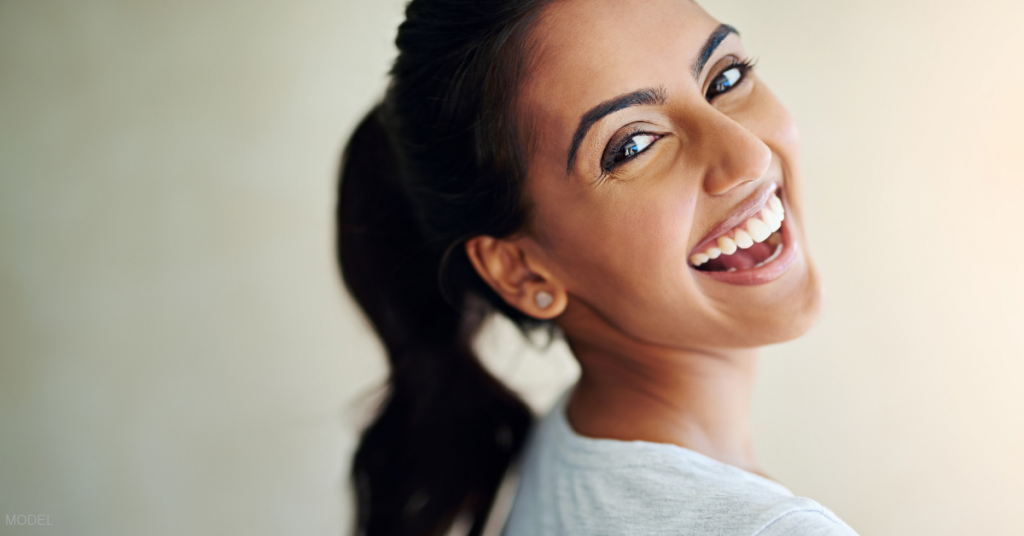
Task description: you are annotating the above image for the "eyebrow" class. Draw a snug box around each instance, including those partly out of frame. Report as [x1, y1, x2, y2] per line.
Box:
[692, 24, 739, 79]
[565, 87, 666, 172]
[564, 23, 740, 173]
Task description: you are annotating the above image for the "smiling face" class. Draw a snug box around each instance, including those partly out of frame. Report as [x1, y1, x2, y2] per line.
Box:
[474, 0, 823, 351]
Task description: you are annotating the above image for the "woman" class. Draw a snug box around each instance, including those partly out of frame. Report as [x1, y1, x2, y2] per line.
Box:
[338, 0, 857, 534]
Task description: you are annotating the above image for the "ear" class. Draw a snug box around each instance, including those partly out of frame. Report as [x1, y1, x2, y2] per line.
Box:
[464, 235, 567, 320]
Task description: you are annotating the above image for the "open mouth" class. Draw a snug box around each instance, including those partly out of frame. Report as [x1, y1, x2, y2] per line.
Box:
[689, 187, 787, 274]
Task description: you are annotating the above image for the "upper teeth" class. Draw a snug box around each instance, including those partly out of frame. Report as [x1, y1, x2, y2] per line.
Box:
[690, 192, 785, 267]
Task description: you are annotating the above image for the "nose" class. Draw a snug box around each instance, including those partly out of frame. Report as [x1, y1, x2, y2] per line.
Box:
[692, 107, 772, 196]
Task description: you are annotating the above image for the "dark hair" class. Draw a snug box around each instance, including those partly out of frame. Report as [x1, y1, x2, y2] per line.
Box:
[336, 1, 553, 534]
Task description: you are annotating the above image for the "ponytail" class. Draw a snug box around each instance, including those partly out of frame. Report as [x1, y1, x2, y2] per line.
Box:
[337, 1, 554, 533]
[338, 107, 532, 535]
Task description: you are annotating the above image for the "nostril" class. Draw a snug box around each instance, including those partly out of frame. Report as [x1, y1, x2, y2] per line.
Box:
[702, 173, 757, 197]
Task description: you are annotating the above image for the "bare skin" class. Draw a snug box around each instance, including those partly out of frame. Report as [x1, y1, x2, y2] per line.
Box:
[466, 0, 823, 475]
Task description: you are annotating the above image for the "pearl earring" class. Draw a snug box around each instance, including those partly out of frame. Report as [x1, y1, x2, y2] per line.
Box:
[535, 291, 553, 309]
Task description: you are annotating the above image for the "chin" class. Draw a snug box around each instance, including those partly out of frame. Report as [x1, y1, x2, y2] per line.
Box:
[775, 261, 824, 342]
[752, 252, 824, 347]
[700, 247, 824, 350]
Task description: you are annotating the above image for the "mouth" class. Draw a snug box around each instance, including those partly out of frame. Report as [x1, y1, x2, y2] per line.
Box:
[688, 184, 797, 285]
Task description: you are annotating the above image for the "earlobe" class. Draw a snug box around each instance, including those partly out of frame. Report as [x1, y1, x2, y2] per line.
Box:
[528, 288, 568, 320]
[463, 236, 567, 320]
[527, 287, 567, 320]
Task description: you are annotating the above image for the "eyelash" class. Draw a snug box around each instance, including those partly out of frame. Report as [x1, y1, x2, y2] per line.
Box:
[601, 127, 662, 172]
[705, 57, 756, 101]
[598, 57, 756, 174]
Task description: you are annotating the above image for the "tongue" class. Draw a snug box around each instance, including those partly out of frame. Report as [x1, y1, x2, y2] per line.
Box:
[705, 242, 775, 271]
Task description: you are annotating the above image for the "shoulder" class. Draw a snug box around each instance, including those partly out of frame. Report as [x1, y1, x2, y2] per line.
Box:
[508, 434, 840, 536]
[755, 507, 860, 536]
[504, 393, 859, 536]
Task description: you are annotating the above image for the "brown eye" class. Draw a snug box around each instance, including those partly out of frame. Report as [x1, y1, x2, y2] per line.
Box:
[706, 63, 748, 101]
[603, 133, 660, 171]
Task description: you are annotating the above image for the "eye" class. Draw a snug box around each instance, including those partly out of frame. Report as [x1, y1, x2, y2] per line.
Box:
[602, 132, 661, 171]
[705, 60, 753, 101]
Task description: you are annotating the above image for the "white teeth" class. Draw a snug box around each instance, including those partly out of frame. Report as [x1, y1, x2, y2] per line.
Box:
[769, 195, 784, 220]
[717, 236, 737, 255]
[761, 208, 782, 232]
[734, 229, 754, 249]
[692, 193, 786, 268]
[746, 218, 771, 243]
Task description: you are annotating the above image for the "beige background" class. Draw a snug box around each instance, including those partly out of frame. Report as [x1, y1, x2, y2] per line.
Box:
[2, 0, 1022, 534]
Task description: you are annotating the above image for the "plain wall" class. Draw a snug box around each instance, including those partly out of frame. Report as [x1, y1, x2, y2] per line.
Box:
[1, 0, 1022, 534]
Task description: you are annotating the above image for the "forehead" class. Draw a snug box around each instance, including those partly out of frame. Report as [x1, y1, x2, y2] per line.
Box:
[521, 0, 720, 159]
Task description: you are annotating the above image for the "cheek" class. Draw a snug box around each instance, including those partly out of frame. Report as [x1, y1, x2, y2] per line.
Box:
[537, 179, 698, 307]
[739, 84, 801, 173]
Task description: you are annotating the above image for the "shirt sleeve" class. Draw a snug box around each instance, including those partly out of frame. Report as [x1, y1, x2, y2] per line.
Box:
[754, 509, 860, 536]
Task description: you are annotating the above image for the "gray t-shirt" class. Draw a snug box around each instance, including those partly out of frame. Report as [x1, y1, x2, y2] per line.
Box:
[501, 391, 859, 536]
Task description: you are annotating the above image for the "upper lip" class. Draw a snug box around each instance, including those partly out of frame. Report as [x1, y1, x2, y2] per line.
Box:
[690, 182, 781, 256]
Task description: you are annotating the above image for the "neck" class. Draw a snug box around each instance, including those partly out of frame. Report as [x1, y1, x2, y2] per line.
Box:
[566, 335, 762, 474]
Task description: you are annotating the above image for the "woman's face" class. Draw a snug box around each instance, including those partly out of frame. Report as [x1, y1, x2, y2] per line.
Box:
[516, 0, 822, 349]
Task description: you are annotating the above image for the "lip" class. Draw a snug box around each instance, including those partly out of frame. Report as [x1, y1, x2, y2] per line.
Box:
[694, 216, 799, 286]
[688, 182, 798, 286]
[689, 182, 780, 257]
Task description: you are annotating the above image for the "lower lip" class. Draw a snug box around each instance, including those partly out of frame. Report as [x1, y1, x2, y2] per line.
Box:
[691, 220, 799, 286]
